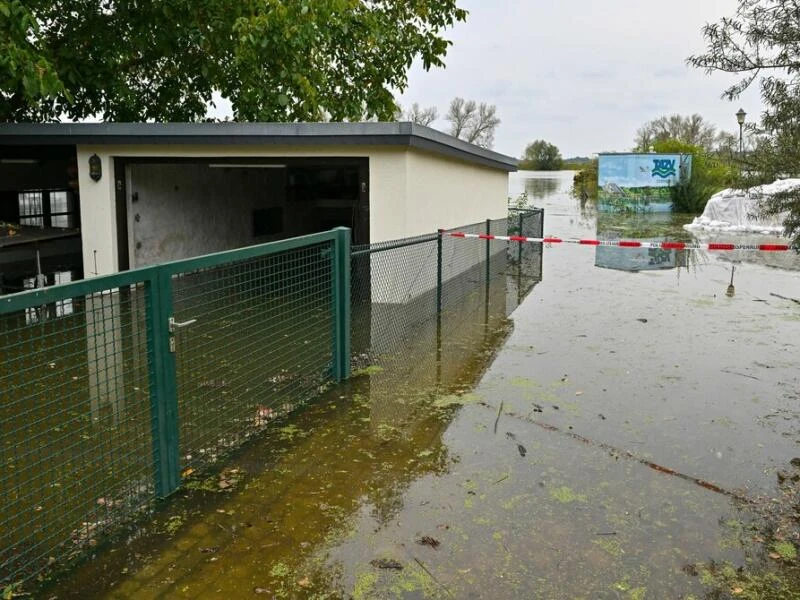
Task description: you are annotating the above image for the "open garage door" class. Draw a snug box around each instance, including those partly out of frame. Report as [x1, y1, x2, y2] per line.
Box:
[118, 158, 369, 270]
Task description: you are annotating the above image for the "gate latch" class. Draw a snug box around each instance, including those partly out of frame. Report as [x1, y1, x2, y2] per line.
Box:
[168, 316, 197, 353]
[168, 316, 197, 333]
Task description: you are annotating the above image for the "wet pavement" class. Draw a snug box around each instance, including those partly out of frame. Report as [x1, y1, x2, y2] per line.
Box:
[41, 171, 800, 599]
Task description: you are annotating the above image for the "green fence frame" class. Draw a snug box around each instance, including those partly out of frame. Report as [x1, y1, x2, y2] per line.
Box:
[0, 227, 351, 586]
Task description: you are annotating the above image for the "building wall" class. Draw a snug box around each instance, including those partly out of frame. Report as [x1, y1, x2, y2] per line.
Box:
[76, 144, 508, 276]
[405, 149, 508, 231]
[77, 151, 118, 276]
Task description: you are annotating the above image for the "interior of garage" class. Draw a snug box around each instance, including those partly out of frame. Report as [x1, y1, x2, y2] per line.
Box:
[0, 152, 369, 294]
[0, 146, 83, 296]
[119, 158, 369, 270]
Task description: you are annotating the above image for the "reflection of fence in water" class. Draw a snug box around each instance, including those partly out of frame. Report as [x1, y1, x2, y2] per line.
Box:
[351, 214, 544, 367]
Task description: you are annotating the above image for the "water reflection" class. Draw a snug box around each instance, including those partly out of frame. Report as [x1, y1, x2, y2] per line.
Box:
[508, 170, 564, 200]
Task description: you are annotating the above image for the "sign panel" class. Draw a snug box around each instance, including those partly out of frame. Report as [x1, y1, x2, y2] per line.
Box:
[598, 153, 691, 212]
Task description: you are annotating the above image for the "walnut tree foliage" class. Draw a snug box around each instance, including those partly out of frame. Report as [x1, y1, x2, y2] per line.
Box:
[688, 0, 800, 246]
[0, 0, 467, 123]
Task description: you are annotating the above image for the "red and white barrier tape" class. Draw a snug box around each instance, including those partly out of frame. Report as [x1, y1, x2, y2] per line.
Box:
[442, 231, 792, 252]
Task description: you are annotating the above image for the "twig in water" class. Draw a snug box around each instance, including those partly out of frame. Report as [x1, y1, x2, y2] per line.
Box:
[721, 369, 760, 381]
[770, 292, 800, 305]
[492, 473, 509, 485]
[476, 401, 752, 504]
[413, 557, 454, 598]
[493, 400, 504, 434]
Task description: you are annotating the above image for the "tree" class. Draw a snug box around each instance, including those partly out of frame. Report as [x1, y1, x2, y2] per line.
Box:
[520, 140, 563, 171]
[404, 103, 439, 126]
[1, 1, 468, 123]
[445, 97, 501, 148]
[688, 0, 800, 246]
[652, 138, 737, 213]
[633, 114, 720, 151]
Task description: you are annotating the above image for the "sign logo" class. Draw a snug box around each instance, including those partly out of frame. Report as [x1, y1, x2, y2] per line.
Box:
[652, 159, 676, 179]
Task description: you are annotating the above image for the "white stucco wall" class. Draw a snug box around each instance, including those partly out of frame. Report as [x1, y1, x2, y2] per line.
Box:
[404, 149, 509, 232]
[75, 144, 509, 276]
[77, 151, 118, 276]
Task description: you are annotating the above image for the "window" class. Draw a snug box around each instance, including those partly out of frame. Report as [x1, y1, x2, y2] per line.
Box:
[17, 190, 78, 229]
[49, 191, 77, 228]
[19, 191, 44, 226]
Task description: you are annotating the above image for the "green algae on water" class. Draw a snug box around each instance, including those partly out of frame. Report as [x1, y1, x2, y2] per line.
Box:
[549, 486, 587, 503]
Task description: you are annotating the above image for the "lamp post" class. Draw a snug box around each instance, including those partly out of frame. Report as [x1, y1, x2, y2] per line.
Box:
[736, 108, 747, 156]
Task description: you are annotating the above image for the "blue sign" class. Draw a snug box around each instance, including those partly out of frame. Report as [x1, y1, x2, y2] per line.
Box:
[598, 153, 692, 212]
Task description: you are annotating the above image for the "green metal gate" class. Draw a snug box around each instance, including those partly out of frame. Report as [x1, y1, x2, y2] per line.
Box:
[0, 228, 350, 586]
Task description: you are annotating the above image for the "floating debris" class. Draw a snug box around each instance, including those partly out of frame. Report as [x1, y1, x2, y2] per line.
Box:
[370, 558, 403, 570]
[416, 536, 441, 550]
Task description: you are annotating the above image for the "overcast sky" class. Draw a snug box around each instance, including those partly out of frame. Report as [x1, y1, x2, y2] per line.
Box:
[397, 0, 763, 159]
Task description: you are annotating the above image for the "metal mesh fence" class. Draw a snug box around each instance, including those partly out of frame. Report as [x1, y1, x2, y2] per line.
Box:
[508, 207, 545, 240]
[171, 243, 335, 473]
[0, 229, 347, 587]
[351, 212, 543, 369]
[0, 212, 543, 586]
[1, 283, 154, 586]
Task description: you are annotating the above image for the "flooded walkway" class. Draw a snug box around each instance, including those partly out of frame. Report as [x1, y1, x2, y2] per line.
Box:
[45, 172, 800, 598]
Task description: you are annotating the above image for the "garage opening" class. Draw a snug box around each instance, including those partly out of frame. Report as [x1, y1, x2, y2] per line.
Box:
[120, 158, 369, 270]
[0, 146, 83, 295]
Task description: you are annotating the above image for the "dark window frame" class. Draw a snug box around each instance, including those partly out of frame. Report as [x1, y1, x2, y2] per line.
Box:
[16, 189, 78, 229]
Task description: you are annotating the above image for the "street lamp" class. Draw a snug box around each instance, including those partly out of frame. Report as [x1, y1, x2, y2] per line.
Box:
[736, 108, 747, 156]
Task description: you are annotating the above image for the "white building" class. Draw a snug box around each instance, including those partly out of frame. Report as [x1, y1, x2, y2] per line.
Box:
[0, 122, 517, 279]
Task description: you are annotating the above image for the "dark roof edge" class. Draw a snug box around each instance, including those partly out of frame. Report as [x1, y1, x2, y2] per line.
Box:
[0, 122, 518, 172]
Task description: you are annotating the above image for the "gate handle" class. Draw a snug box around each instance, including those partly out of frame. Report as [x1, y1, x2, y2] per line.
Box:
[169, 317, 198, 333]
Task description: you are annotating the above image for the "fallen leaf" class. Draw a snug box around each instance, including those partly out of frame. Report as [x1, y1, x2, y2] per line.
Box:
[575, 391, 583, 396]
[732, 587, 743, 594]
[297, 577, 310, 588]
[769, 552, 781, 560]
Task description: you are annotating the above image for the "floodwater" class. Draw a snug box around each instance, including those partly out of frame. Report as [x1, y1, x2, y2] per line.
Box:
[42, 171, 800, 598]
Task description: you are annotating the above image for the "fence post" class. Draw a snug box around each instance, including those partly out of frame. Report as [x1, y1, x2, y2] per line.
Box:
[332, 227, 351, 381]
[485, 218, 491, 285]
[145, 269, 180, 498]
[518, 211, 524, 263]
[436, 229, 443, 315]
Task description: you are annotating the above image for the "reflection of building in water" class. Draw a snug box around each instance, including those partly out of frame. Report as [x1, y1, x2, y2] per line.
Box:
[595, 241, 677, 272]
[351, 235, 543, 433]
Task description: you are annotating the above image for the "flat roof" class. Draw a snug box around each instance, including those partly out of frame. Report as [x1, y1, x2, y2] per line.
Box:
[0, 122, 518, 172]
